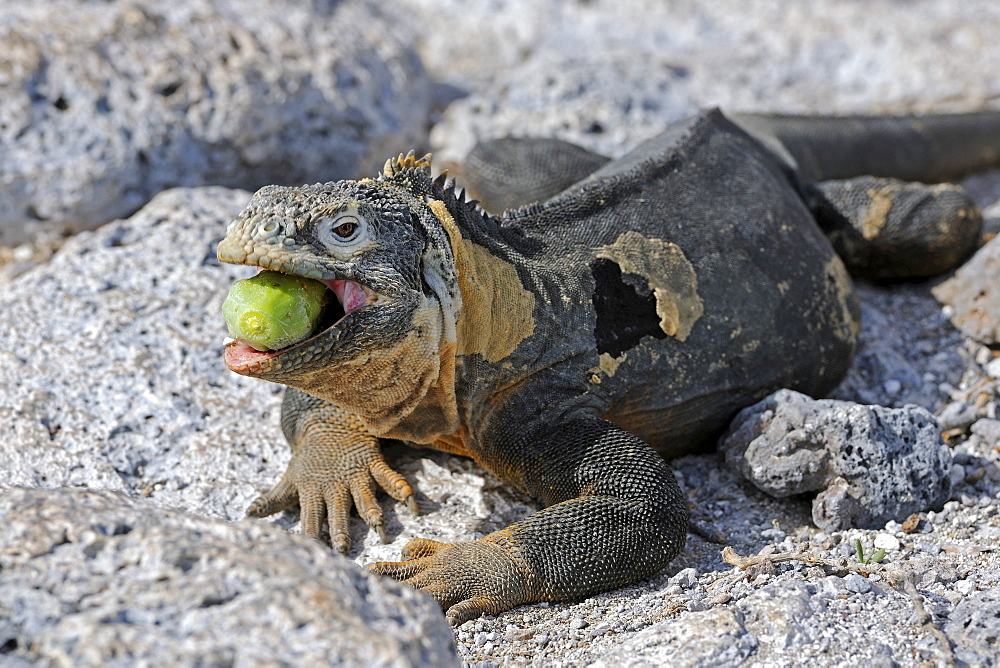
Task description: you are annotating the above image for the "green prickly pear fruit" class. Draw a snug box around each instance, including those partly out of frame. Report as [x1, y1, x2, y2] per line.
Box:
[223, 270, 330, 351]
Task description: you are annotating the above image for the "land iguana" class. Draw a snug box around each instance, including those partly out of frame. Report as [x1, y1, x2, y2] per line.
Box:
[216, 109, 999, 625]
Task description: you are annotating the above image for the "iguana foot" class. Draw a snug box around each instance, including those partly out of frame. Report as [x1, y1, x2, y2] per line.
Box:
[248, 393, 417, 553]
[370, 536, 536, 626]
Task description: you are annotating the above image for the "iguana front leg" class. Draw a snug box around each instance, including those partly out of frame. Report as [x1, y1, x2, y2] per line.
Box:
[248, 388, 417, 553]
[371, 413, 688, 625]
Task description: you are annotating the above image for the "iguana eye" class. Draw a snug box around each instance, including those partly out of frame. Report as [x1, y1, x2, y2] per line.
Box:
[332, 216, 359, 239]
[317, 211, 368, 250]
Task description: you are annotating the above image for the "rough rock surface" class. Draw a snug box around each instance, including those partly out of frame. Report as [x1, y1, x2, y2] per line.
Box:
[0, 487, 457, 666]
[591, 608, 758, 667]
[0, 0, 429, 246]
[395, 0, 1000, 166]
[943, 587, 1000, 667]
[933, 236, 1000, 344]
[720, 389, 953, 531]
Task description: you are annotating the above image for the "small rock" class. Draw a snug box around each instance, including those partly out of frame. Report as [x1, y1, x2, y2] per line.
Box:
[721, 390, 953, 530]
[843, 573, 873, 594]
[933, 236, 1000, 344]
[589, 623, 612, 637]
[671, 568, 698, 588]
[901, 513, 921, 533]
[950, 463, 968, 488]
[873, 533, 900, 551]
[937, 401, 979, 432]
[956, 579, 977, 596]
[884, 379, 902, 395]
[570, 618, 588, 630]
[965, 466, 987, 485]
[943, 587, 1000, 666]
[592, 607, 756, 667]
[971, 418, 1000, 446]
[505, 628, 532, 642]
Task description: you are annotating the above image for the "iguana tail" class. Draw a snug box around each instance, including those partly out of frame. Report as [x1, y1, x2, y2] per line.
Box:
[730, 111, 1000, 183]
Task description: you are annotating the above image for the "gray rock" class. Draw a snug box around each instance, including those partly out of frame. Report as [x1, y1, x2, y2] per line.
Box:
[720, 389, 952, 530]
[0, 487, 457, 666]
[943, 587, 1000, 667]
[937, 400, 981, 432]
[933, 236, 1000, 344]
[0, 186, 279, 516]
[0, 0, 429, 246]
[591, 607, 757, 668]
[972, 418, 1000, 446]
[843, 573, 873, 594]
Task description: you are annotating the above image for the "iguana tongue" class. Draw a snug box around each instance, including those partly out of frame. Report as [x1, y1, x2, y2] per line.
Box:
[224, 339, 275, 370]
[326, 279, 368, 315]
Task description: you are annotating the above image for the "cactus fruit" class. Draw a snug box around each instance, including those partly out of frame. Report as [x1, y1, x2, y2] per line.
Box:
[223, 270, 330, 351]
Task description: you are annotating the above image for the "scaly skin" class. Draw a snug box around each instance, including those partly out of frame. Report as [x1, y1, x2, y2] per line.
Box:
[217, 109, 995, 624]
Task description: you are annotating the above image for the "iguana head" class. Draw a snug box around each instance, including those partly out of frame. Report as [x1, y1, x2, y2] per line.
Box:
[217, 153, 463, 439]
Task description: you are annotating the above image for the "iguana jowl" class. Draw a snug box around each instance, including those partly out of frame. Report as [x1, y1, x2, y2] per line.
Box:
[217, 109, 997, 625]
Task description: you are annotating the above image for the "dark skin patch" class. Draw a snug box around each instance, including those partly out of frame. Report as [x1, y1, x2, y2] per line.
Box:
[591, 258, 668, 357]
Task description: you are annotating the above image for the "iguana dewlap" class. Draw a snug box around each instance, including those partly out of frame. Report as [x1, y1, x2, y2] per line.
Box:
[217, 109, 996, 625]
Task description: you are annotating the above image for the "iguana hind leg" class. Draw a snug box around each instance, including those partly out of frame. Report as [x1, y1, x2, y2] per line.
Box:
[371, 414, 688, 625]
[247, 388, 417, 553]
[810, 176, 983, 279]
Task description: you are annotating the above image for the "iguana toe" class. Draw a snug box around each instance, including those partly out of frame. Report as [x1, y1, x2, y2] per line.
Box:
[245, 477, 298, 518]
[370, 537, 535, 626]
[401, 537, 445, 559]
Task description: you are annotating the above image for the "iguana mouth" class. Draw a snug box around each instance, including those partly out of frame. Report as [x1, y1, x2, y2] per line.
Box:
[223, 274, 378, 374]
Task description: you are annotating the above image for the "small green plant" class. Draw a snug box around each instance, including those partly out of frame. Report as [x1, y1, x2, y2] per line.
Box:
[854, 539, 886, 564]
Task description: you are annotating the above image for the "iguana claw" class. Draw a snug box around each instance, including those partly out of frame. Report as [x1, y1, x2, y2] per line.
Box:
[246, 394, 416, 553]
[370, 537, 534, 626]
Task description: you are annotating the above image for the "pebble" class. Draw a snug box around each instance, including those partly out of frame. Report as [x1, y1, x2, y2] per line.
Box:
[916, 541, 943, 555]
[844, 573, 873, 594]
[570, 618, 588, 630]
[590, 623, 612, 637]
[672, 568, 698, 588]
[884, 379, 902, 395]
[972, 418, 1000, 445]
[956, 579, 977, 596]
[874, 533, 900, 551]
[951, 464, 967, 488]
